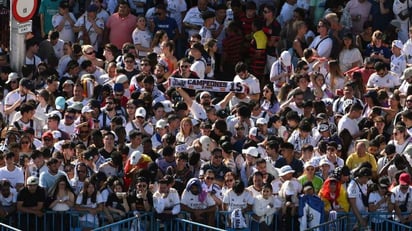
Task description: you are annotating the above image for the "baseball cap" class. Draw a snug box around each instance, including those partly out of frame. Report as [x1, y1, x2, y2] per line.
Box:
[113, 83, 123, 92]
[256, 118, 268, 125]
[279, 165, 295, 176]
[130, 151, 142, 165]
[115, 75, 128, 84]
[81, 105, 94, 114]
[47, 110, 62, 120]
[161, 100, 174, 113]
[135, 107, 146, 118]
[26, 176, 39, 185]
[42, 131, 53, 140]
[199, 91, 211, 99]
[242, 146, 259, 157]
[156, 119, 169, 129]
[280, 51, 291, 66]
[318, 123, 329, 132]
[68, 102, 83, 111]
[392, 40, 403, 49]
[399, 173, 411, 186]
[6, 72, 19, 84]
[55, 96, 66, 110]
[63, 80, 74, 86]
[249, 127, 258, 136]
[403, 67, 412, 80]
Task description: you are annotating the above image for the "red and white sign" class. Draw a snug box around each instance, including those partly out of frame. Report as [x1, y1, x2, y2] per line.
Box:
[12, 0, 38, 23]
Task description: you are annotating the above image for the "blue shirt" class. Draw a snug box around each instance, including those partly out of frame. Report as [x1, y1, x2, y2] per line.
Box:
[154, 17, 178, 39]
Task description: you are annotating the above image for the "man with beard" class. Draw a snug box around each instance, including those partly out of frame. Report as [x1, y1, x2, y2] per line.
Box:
[176, 88, 234, 121]
[98, 96, 121, 129]
[280, 89, 305, 116]
[17, 176, 45, 230]
[181, 178, 216, 226]
[39, 158, 68, 191]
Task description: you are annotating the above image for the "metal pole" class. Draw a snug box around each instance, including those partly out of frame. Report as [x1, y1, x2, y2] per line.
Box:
[9, 0, 26, 74]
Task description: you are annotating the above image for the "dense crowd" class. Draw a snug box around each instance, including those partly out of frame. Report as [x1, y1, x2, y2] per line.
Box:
[0, 0, 412, 230]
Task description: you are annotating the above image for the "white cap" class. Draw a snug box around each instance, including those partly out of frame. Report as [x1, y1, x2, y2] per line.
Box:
[319, 159, 332, 168]
[135, 107, 146, 118]
[81, 105, 94, 114]
[160, 100, 174, 113]
[279, 165, 295, 176]
[242, 146, 259, 157]
[191, 118, 200, 126]
[6, 72, 19, 84]
[280, 51, 291, 66]
[47, 110, 62, 120]
[249, 127, 258, 136]
[27, 176, 39, 185]
[200, 91, 211, 99]
[115, 74, 128, 84]
[256, 118, 268, 125]
[130, 151, 142, 165]
[392, 40, 403, 49]
[156, 119, 169, 129]
[199, 136, 212, 152]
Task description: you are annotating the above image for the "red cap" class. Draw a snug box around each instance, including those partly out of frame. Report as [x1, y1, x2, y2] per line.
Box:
[399, 173, 411, 186]
[42, 131, 53, 140]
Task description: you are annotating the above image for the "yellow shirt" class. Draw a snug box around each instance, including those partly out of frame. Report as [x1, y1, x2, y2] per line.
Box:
[253, 30, 267, 50]
[345, 152, 377, 172]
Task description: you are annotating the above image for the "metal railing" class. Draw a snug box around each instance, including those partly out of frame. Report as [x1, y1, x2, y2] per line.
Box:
[0, 223, 21, 231]
[173, 218, 226, 231]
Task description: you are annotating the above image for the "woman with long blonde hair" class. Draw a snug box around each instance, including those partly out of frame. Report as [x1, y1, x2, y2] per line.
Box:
[176, 117, 197, 146]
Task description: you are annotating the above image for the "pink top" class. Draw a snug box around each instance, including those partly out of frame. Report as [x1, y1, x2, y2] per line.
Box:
[106, 13, 137, 49]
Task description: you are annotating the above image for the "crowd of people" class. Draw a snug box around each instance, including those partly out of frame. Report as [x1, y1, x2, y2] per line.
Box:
[0, 0, 412, 230]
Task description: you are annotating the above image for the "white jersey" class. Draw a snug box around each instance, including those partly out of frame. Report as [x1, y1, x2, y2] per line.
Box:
[4, 90, 36, 123]
[233, 74, 261, 96]
[390, 54, 407, 77]
[223, 189, 254, 212]
[53, 39, 65, 59]
[132, 28, 152, 58]
[153, 188, 181, 214]
[76, 192, 103, 224]
[167, 0, 187, 31]
[74, 16, 104, 50]
[367, 72, 400, 89]
[347, 179, 368, 214]
[52, 13, 77, 42]
[181, 190, 215, 209]
[402, 38, 412, 63]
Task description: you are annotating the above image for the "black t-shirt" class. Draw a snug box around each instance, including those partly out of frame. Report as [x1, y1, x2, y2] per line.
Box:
[106, 193, 126, 211]
[99, 148, 114, 159]
[127, 190, 153, 211]
[17, 186, 46, 208]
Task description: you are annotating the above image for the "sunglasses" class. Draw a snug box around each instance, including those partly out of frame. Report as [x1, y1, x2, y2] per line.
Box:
[85, 51, 95, 55]
[214, 155, 223, 159]
[138, 184, 147, 188]
[406, 100, 412, 103]
[180, 65, 190, 69]
[65, 115, 74, 120]
[206, 177, 214, 180]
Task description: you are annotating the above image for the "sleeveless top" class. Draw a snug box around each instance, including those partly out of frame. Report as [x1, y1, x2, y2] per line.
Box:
[52, 194, 70, 211]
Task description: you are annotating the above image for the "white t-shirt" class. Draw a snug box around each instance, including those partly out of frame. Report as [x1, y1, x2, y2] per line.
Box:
[233, 74, 261, 96]
[53, 39, 65, 59]
[223, 189, 254, 212]
[368, 191, 394, 222]
[52, 13, 77, 43]
[76, 193, 103, 224]
[199, 26, 213, 45]
[339, 48, 363, 72]
[309, 35, 332, 58]
[181, 190, 216, 209]
[0, 167, 24, 188]
[190, 60, 206, 79]
[367, 72, 400, 89]
[347, 179, 368, 214]
[391, 185, 412, 213]
[337, 115, 360, 137]
[4, 90, 36, 123]
[183, 7, 203, 37]
[0, 187, 17, 207]
[153, 188, 181, 214]
[132, 28, 152, 57]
